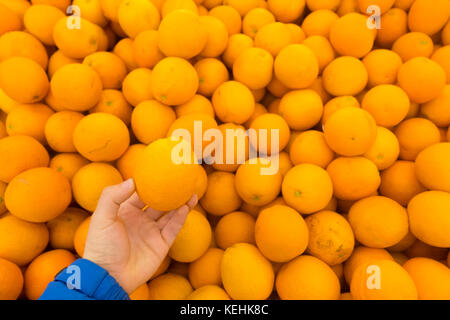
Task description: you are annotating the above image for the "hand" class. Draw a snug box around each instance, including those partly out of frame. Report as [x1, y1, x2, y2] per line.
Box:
[83, 178, 198, 294]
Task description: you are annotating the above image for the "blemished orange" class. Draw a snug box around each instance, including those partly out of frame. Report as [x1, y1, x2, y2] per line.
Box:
[222, 34, 253, 68]
[134, 138, 200, 211]
[249, 113, 290, 155]
[148, 273, 193, 300]
[235, 158, 283, 206]
[131, 100, 176, 145]
[255, 204, 309, 262]
[242, 8, 275, 38]
[351, 259, 418, 300]
[397, 57, 446, 104]
[175, 94, 215, 118]
[282, 164, 333, 214]
[73, 216, 90, 256]
[392, 32, 434, 62]
[151, 57, 199, 105]
[415, 143, 450, 193]
[376, 8, 408, 48]
[421, 85, 450, 128]
[23, 4, 65, 46]
[329, 13, 376, 58]
[214, 211, 255, 249]
[323, 56, 368, 96]
[116, 144, 146, 180]
[90, 89, 132, 125]
[121, 67, 153, 106]
[326, 157, 381, 201]
[194, 58, 229, 97]
[0, 213, 49, 266]
[301, 9, 338, 37]
[49, 153, 89, 181]
[82, 51, 127, 89]
[157, 10, 207, 59]
[363, 126, 400, 170]
[200, 172, 242, 216]
[403, 257, 450, 300]
[209, 5, 242, 35]
[212, 81, 255, 124]
[362, 49, 403, 88]
[221, 243, 274, 300]
[324, 108, 377, 157]
[233, 47, 273, 90]
[0, 57, 48, 104]
[187, 285, 231, 300]
[348, 196, 409, 248]
[0, 135, 49, 183]
[254, 22, 293, 57]
[73, 113, 130, 162]
[50, 63, 102, 111]
[278, 89, 323, 131]
[322, 95, 360, 125]
[169, 209, 212, 262]
[289, 130, 335, 168]
[45, 111, 84, 153]
[0, 257, 23, 300]
[408, 0, 450, 36]
[47, 207, 89, 251]
[24, 249, 76, 300]
[6, 103, 54, 144]
[72, 162, 123, 212]
[394, 117, 441, 161]
[276, 255, 341, 300]
[118, 0, 160, 38]
[408, 191, 450, 248]
[198, 15, 228, 58]
[274, 44, 319, 89]
[188, 247, 224, 289]
[5, 167, 72, 223]
[305, 211, 355, 266]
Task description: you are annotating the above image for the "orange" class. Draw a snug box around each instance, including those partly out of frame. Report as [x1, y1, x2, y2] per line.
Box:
[282, 164, 333, 214]
[301, 9, 338, 37]
[72, 0, 108, 27]
[169, 209, 212, 262]
[209, 5, 242, 35]
[329, 13, 376, 58]
[131, 100, 176, 145]
[116, 144, 146, 180]
[194, 58, 229, 97]
[121, 67, 153, 106]
[408, 0, 450, 36]
[302, 35, 335, 72]
[49, 153, 90, 181]
[233, 47, 273, 90]
[363, 126, 400, 170]
[276, 255, 340, 300]
[45, 111, 84, 153]
[118, 0, 160, 38]
[403, 257, 450, 300]
[198, 15, 228, 58]
[73, 216, 90, 256]
[148, 273, 193, 300]
[212, 123, 249, 172]
[323, 56, 368, 96]
[47, 207, 89, 251]
[0, 257, 23, 300]
[225, 0, 259, 16]
[349, 196, 409, 248]
[214, 211, 255, 249]
[129, 283, 150, 300]
[267, 0, 305, 23]
[286, 23, 306, 43]
[397, 57, 446, 104]
[256, 204, 309, 262]
[362, 49, 402, 88]
[151, 57, 199, 105]
[357, 0, 395, 14]
[242, 8, 275, 38]
[0, 4, 22, 36]
[289, 130, 335, 168]
[23, 4, 65, 46]
[432, 46, 450, 83]
[187, 285, 231, 300]
[175, 94, 215, 118]
[0, 57, 48, 104]
[406, 239, 448, 261]
[134, 138, 200, 211]
[50, 63, 103, 111]
[254, 22, 293, 57]
[376, 8, 408, 48]
[90, 89, 132, 125]
[305, 210, 355, 265]
[0, 135, 49, 183]
[235, 158, 283, 206]
[6, 103, 54, 144]
[222, 34, 253, 68]
[350, 259, 417, 300]
[188, 248, 224, 289]
[274, 44, 318, 89]
[0, 213, 49, 266]
[421, 85, 450, 127]
[322, 96, 360, 124]
[278, 89, 323, 131]
[212, 81, 255, 124]
[161, 0, 198, 17]
[0, 181, 6, 214]
[326, 157, 381, 201]
[393, 32, 433, 62]
[113, 38, 138, 71]
[221, 243, 274, 300]
[24, 249, 76, 300]
[415, 143, 450, 193]
[249, 113, 290, 155]
[132, 30, 164, 69]
[72, 162, 123, 212]
[0, 31, 48, 69]
[394, 117, 440, 160]
[82, 52, 127, 90]
[32, 0, 70, 12]
[157, 10, 207, 59]
[47, 50, 81, 78]
[307, 0, 340, 11]
[324, 108, 377, 157]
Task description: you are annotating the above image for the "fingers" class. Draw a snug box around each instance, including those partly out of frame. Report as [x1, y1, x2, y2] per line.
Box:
[160, 205, 190, 246]
[144, 207, 165, 221]
[93, 179, 135, 226]
[187, 194, 198, 209]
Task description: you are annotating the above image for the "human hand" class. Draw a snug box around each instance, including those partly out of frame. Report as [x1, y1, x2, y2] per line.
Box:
[83, 178, 198, 294]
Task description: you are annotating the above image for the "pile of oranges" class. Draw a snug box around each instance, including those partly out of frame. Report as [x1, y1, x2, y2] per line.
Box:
[1, 0, 450, 300]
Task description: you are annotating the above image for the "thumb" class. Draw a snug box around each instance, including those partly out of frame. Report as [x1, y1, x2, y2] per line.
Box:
[92, 178, 136, 227]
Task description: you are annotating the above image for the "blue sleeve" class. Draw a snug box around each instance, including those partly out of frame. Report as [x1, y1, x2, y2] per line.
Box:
[39, 259, 130, 300]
